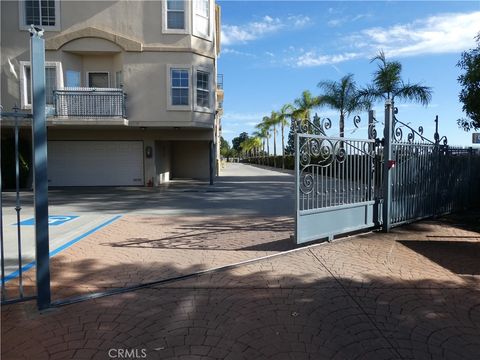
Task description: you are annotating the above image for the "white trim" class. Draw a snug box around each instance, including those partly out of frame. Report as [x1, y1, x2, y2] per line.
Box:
[193, 65, 213, 113]
[18, 0, 61, 31]
[19, 61, 63, 109]
[162, 0, 190, 35]
[86, 71, 110, 88]
[192, 0, 213, 41]
[166, 64, 192, 111]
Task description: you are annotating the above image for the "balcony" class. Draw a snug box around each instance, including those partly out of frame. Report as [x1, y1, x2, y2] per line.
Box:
[53, 87, 126, 118]
[216, 74, 224, 105]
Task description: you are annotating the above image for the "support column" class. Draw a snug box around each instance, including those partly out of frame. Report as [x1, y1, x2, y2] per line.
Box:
[31, 27, 51, 310]
[209, 140, 214, 185]
[382, 100, 393, 232]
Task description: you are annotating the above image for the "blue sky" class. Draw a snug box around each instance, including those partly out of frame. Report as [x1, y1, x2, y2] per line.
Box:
[217, 1, 480, 150]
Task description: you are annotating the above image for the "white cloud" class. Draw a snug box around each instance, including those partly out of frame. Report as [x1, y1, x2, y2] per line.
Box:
[222, 48, 257, 58]
[356, 11, 480, 58]
[223, 111, 265, 122]
[286, 11, 480, 68]
[221, 14, 312, 45]
[292, 51, 360, 67]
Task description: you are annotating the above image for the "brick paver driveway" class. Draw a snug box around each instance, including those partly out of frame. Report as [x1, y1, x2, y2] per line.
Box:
[3, 163, 296, 300]
[2, 210, 480, 359]
[2, 164, 480, 359]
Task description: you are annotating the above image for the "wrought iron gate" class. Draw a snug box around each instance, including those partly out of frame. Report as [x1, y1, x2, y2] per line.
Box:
[294, 114, 383, 244]
[294, 105, 480, 245]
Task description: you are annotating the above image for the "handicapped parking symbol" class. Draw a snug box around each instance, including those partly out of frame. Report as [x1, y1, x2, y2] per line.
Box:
[15, 215, 79, 226]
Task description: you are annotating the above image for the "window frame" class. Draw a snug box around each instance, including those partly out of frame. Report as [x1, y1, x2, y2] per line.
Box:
[162, 0, 190, 35]
[194, 66, 213, 113]
[19, 61, 63, 110]
[18, 0, 61, 31]
[193, 0, 213, 41]
[86, 71, 111, 88]
[167, 65, 192, 111]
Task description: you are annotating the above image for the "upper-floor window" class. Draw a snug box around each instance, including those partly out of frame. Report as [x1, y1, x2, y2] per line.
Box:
[162, 0, 188, 34]
[20, 61, 63, 109]
[196, 70, 210, 109]
[193, 0, 211, 39]
[171, 68, 189, 106]
[19, 0, 61, 31]
[167, 0, 185, 30]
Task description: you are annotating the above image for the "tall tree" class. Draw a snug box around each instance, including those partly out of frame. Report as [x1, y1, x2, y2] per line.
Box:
[278, 104, 294, 168]
[267, 111, 280, 168]
[317, 74, 370, 138]
[256, 116, 271, 158]
[232, 132, 249, 154]
[359, 50, 432, 108]
[292, 90, 321, 121]
[285, 120, 296, 155]
[457, 33, 480, 131]
[220, 136, 231, 160]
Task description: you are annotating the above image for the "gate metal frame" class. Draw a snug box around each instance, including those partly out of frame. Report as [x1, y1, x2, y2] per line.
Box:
[294, 114, 382, 244]
[294, 103, 480, 244]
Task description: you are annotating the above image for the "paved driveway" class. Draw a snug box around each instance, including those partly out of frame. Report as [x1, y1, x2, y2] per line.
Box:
[2, 211, 480, 359]
[2, 163, 296, 300]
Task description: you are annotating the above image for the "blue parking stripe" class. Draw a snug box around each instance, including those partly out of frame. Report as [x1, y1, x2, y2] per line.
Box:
[3, 215, 122, 283]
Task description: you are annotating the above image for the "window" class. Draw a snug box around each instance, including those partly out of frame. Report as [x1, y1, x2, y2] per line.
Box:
[66, 70, 81, 87]
[115, 71, 123, 88]
[167, 0, 185, 30]
[193, 0, 210, 39]
[87, 72, 109, 88]
[196, 71, 210, 108]
[20, 61, 63, 109]
[19, 0, 60, 30]
[171, 69, 189, 106]
[162, 0, 189, 34]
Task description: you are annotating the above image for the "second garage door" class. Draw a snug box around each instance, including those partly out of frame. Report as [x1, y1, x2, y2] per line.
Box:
[48, 141, 144, 186]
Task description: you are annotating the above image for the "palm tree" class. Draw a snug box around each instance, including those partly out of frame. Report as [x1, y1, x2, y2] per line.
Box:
[253, 129, 267, 164]
[278, 103, 294, 169]
[256, 116, 271, 163]
[267, 111, 280, 168]
[317, 74, 370, 138]
[292, 90, 321, 121]
[359, 50, 432, 108]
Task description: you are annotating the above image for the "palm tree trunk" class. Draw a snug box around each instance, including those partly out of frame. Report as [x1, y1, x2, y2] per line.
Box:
[340, 113, 345, 138]
[273, 125, 277, 168]
[281, 122, 285, 169]
[266, 135, 270, 167]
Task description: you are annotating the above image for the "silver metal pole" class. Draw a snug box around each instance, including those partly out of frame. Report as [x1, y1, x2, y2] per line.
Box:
[14, 107, 24, 297]
[30, 26, 51, 310]
[382, 100, 393, 232]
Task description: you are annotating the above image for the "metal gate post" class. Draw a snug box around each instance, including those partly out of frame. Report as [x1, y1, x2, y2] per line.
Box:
[30, 27, 51, 310]
[209, 140, 214, 185]
[382, 100, 393, 232]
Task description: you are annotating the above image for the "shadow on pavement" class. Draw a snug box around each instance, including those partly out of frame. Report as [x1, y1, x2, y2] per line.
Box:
[2, 257, 480, 360]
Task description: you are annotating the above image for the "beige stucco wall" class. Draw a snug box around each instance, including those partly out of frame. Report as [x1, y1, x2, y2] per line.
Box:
[1, 0, 218, 127]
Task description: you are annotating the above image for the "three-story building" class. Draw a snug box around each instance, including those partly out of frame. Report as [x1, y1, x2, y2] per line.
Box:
[1, 0, 223, 186]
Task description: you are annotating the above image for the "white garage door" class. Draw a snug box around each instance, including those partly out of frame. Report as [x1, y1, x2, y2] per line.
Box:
[48, 141, 144, 186]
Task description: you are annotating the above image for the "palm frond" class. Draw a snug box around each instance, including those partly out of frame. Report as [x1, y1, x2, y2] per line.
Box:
[394, 82, 433, 106]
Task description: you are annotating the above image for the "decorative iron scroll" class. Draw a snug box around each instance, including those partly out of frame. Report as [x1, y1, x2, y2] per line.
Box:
[392, 107, 448, 146]
[298, 136, 375, 196]
[294, 113, 366, 138]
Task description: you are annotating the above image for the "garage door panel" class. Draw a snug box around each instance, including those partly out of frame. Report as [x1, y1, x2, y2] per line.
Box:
[48, 141, 144, 186]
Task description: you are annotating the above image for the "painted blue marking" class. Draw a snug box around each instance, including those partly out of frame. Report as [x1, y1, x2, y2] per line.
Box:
[15, 215, 79, 226]
[3, 215, 122, 283]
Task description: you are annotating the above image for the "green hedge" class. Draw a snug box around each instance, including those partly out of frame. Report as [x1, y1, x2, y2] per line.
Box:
[241, 155, 295, 170]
